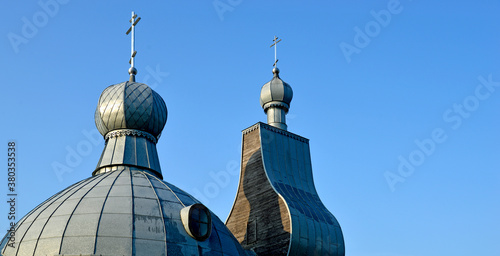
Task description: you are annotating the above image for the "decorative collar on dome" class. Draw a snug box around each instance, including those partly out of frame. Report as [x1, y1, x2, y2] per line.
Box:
[94, 80, 167, 177]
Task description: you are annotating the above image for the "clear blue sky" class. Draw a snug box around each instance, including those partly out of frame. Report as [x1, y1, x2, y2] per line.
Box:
[1, 1, 499, 255]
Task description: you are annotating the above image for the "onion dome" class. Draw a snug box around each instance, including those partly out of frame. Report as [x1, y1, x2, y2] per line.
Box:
[95, 81, 167, 140]
[92, 81, 167, 178]
[259, 67, 293, 130]
[0, 167, 248, 256]
[260, 68, 293, 112]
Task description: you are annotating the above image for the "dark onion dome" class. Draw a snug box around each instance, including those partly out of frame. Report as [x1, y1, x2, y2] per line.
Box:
[259, 67, 293, 113]
[0, 167, 248, 255]
[95, 81, 167, 140]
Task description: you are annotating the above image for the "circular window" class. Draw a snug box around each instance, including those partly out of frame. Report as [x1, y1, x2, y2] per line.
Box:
[181, 203, 212, 241]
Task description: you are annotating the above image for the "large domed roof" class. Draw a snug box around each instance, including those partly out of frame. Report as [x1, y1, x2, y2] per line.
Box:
[0, 167, 247, 256]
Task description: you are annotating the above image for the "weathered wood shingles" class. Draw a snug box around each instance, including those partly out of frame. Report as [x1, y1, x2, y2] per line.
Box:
[226, 127, 291, 256]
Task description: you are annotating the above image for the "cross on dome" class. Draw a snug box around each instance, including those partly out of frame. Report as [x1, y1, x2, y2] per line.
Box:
[126, 11, 141, 82]
[270, 36, 282, 67]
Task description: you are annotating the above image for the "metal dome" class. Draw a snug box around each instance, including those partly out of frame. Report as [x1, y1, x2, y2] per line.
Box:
[95, 81, 167, 139]
[259, 68, 293, 113]
[0, 167, 248, 256]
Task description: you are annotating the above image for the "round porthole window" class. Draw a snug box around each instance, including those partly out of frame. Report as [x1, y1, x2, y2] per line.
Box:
[181, 203, 212, 241]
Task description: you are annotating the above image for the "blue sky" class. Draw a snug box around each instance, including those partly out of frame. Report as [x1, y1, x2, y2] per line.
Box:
[1, 0, 499, 255]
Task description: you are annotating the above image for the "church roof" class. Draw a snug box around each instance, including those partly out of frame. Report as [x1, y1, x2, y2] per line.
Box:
[0, 167, 248, 256]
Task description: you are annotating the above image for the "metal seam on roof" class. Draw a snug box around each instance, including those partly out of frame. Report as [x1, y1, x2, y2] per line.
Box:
[211, 223, 223, 253]
[58, 172, 114, 255]
[33, 175, 107, 255]
[92, 169, 125, 254]
[129, 168, 135, 255]
[146, 90, 158, 135]
[148, 173, 186, 207]
[105, 83, 123, 133]
[1, 182, 56, 254]
[118, 82, 127, 130]
[14, 175, 98, 256]
[142, 172, 168, 255]
[16, 176, 91, 231]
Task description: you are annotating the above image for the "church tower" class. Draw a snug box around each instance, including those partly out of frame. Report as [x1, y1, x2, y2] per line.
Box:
[225, 37, 345, 256]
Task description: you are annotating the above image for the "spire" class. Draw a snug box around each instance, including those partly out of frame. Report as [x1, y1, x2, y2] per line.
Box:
[93, 12, 168, 178]
[126, 11, 141, 82]
[260, 36, 293, 131]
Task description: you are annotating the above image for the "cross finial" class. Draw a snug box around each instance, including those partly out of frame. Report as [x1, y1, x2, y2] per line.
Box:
[270, 36, 282, 67]
[126, 11, 141, 82]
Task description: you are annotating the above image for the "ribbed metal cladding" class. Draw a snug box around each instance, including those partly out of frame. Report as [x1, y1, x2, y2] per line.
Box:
[94, 130, 163, 178]
[258, 123, 345, 255]
[0, 167, 248, 256]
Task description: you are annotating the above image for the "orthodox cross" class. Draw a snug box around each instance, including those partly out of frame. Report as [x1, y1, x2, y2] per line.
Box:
[126, 11, 141, 81]
[270, 36, 281, 67]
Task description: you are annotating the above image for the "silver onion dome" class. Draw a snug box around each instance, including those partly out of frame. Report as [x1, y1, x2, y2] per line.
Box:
[95, 81, 167, 139]
[93, 81, 168, 178]
[259, 67, 293, 130]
